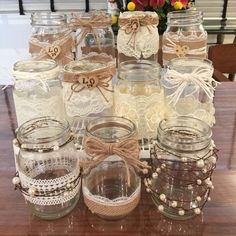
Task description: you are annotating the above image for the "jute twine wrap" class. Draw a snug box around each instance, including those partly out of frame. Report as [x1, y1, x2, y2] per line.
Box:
[29, 30, 74, 65]
[119, 14, 159, 49]
[63, 54, 116, 102]
[69, 13, 112, 50]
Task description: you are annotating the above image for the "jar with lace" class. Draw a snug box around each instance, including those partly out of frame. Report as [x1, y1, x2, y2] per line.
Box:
[162, 57, 219, 127]
[12, 117, 81, 220]
[12, 60, 65, 126]
[162, 10, 207, 65]
[117, 11, 159, 64]
[114, 60, 166, 141]
[69, 11, 115, 59]
[144, 116, 218, 220]
[29, 12, 74, 66]
[62, 54, 116, 123]
[82, 116, 149, 220]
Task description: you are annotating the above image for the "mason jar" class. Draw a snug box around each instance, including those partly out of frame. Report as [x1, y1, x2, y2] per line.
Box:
[69, 11, 115, 59]
[12, 60, 65, 126]
[162, 57, 218, 127]
[29, 12, 74, 66]
[145, 116, 217, 220]
[62, 54, 116, 123]
[13, 117, 81, 220]
[82, 116, 143, 220]
[162, 10, 207, 65]
[117, 11, 159, 65]
[114, 60, 166, 140]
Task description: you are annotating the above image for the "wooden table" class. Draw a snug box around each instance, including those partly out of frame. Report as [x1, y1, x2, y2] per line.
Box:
[1, 83, 236, 236]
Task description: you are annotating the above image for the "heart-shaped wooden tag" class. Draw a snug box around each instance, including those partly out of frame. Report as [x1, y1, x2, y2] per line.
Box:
[174, 45, 190, 57]
[77, 76, 99, 89]
[46, 45, 61, 59]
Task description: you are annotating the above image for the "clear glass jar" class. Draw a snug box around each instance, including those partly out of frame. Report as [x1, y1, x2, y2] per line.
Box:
[14, 117, 81, 220]
[117, 11, 159, 64]
[146, 116, 217, 220]
[162, 57, 217, 127]
[12, 60, 65, 126]
[114, 60, 166, 140]
[62, 54, 116, 122]
[29, 12, 74, 66]
[82, 116, 141, 220]
[69, 11, 115, 59]
[162, 10, 207, 65]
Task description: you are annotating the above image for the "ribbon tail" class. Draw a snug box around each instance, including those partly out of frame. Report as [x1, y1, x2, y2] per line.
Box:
[97, 86, 109, 103]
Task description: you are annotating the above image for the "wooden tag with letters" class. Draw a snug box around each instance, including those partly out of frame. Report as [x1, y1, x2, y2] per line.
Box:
[46, 45, 61, 59]
[77, 76, 99, 89]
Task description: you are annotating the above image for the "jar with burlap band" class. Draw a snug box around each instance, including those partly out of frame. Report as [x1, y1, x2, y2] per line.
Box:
[117, 11, 159, 65]
[62, 53, 116, 122]
[29, 12, 74, 66]
[69, 11, 115, 59]
[82, 116, 150, 220]
[12, 59, 64, 126]
[162, 10, 207, 65]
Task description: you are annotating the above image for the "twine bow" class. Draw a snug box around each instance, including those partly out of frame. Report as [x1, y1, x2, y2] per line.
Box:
[83, 137, 150, 186]
[164, 67, 220, 106]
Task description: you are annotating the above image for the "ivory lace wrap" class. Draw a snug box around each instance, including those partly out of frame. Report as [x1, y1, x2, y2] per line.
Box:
[117, 11, 159, 60]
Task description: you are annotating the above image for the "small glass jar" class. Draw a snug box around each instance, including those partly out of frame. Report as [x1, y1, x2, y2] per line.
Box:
[29, 12, 74, 66]
[117, 11, 159, 64]
[12, 60, 65, 126]
[162, 10, 207, 65]
[162, 57, 218, 127]
[69, 11, 115, 59]
[114, 60, 166, 140]
[82, 116, 141, 220]
[14, 117, 81, 220]
[146, 116, 217, 220]
[62, 54, 116, 122]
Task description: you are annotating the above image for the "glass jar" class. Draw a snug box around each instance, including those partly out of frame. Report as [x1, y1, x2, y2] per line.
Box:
[13, 117, 81, 220]
[117, 11, 159, 64]
[12, 60, 65, 126]
[145, 116, 217, 220]
[62, 54, 116, 122]
[69, 11, 115, 59]
[82, 116, 142, 220]
[162, 10, 207, 65]
[29, 12, 74, 66]
[114, 60, 166, 140]
[162, 57, 218, 127]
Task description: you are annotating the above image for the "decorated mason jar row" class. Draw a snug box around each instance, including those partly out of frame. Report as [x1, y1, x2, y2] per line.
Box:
[12, 115, 218, 220]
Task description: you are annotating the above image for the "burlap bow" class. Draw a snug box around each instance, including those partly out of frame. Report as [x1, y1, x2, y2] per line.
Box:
[83, 137, 150, 186]
[69, 13, 112, 51]
[29, 31, 74, 65]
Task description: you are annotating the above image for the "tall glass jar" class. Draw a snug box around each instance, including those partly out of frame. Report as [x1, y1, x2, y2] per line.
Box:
[117, 11, 159, 65]
[69, 11, 115, 59]
[62, 54, 116, 123]
[12, 60, 65, 126]
[162, 10, 207, 65]
[145, 116, 217, 220]
[29, 12, 74, 66]
[162, 57, 218, 127]
[13, 117, 81, 220]
[114, 60, 166, 140]
[82, 116, 144, 220]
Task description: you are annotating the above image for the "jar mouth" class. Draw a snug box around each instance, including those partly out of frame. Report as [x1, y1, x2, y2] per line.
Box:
[157, 116, 212, 152]
[17, 116, 71, 151]
[118, 60, 161, 82]
[86, 116, 136, 142]
[31, 12, 67, 26]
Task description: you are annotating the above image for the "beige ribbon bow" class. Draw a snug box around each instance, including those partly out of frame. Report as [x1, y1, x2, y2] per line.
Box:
[83, 137, 150, 186]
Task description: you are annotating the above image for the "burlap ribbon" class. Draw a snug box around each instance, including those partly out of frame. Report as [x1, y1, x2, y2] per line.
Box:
[64, 55, 116, 102]
[83, 136, 150, 186]
[69, 13, 112, 51]
[119, 15, 159, 49]
[29, 31, 74, 65]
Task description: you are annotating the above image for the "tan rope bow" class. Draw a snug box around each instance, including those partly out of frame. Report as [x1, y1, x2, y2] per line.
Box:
[83, 137, 150, 186]
[69, 13, 112, 51]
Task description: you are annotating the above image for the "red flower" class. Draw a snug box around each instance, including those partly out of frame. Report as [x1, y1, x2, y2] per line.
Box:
[131, 0, 149, 11]
[171, 0, 188, 7]
[150, 0, 166, 8]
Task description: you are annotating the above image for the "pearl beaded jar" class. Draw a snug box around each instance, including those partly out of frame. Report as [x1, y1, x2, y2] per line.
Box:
[14, 117, 80, 220]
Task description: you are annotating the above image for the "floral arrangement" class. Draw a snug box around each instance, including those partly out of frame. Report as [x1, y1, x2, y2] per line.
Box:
[111, 0, 193, 34]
